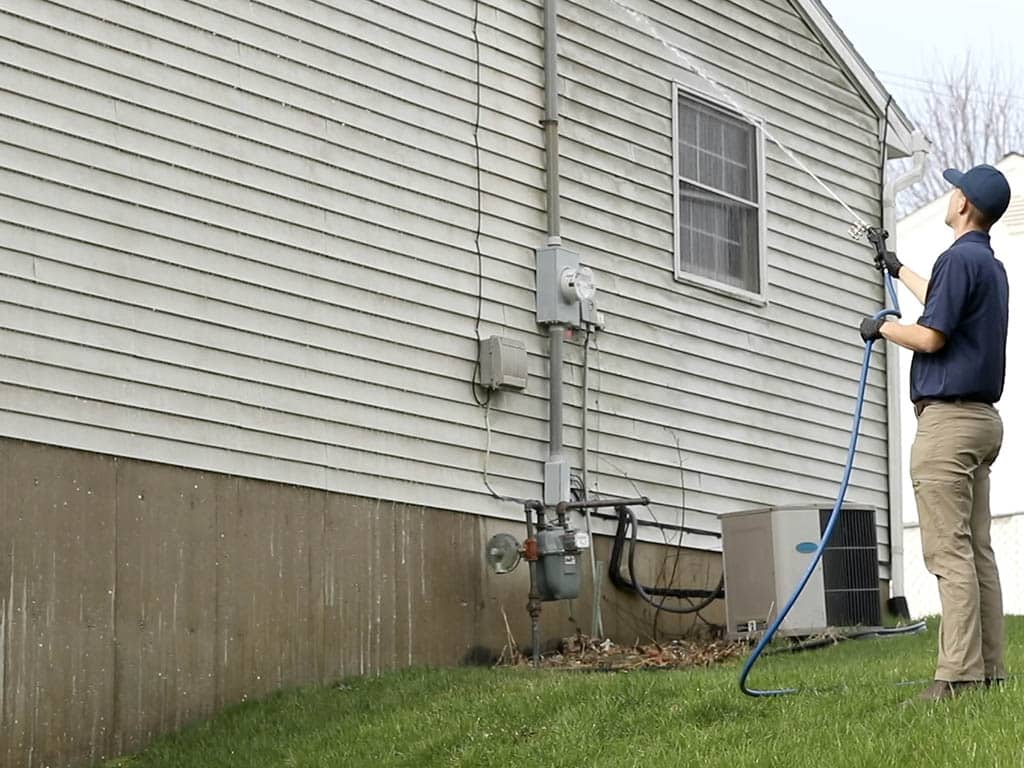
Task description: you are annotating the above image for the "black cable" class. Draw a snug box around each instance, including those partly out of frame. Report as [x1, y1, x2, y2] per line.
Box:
[764, 620, 927, 656]
[607, 505, 724, 614]
[627, 508, 723, 614]
[469, 0, 491, 408]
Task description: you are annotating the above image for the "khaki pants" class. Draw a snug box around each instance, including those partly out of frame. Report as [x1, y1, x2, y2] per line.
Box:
[911, 401, 1005, 682]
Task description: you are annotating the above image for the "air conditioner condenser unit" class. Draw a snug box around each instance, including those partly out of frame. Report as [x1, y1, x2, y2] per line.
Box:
[720, 505, 883, 640]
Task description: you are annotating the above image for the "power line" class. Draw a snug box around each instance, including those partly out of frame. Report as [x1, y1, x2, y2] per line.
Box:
[877, 70, 1024, 105]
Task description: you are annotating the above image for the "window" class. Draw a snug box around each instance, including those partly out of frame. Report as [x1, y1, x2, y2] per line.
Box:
[673, 85, 766, 302]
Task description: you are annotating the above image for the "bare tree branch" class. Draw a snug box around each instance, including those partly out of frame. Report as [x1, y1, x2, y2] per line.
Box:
[895, 52, 1024, 216]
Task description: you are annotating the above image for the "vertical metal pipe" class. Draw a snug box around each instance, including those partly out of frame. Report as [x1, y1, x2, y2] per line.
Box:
[581, 333, 589, 496]
[581, 335, 604, 637]
[530, 594, 541, 668]
[525, 504, 542, 668]
[881, 135, 928, 605]
[543, 0, 561, 246]
[548, 325, 563, 463]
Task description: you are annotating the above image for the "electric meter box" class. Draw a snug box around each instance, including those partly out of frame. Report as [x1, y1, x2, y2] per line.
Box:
[720, 505, 883, 640]
[535, 245, 580, 326]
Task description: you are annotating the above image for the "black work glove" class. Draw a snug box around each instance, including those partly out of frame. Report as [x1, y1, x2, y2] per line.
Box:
[873, 249, 903, 279]
[859, 317, 886, 343]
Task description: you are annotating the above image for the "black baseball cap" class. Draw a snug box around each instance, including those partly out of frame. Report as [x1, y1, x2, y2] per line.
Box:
[942, 164, 1011, 223]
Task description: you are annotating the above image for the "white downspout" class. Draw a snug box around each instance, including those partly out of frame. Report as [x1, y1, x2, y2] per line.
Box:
[882, 130, 930, 607]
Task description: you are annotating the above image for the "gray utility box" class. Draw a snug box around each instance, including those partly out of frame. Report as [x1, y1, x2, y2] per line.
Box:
[720, 505, 882, 640]
[479, 335, 528, 390]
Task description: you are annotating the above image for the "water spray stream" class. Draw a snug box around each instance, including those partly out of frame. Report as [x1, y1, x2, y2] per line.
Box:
[606, 0, 871, 238]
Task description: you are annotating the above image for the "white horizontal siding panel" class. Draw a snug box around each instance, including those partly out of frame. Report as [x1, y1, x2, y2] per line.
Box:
[0, 380, 545, 501]
[585, 434, 887, 516]
[0, 295, 547, 423]
[0, 136, 541, 314]
[0, 356, 547, 481]
[0, 0, 897, 553]
[586, 351, 889, 450]
[0, 27, 544, 179]
[583, 398, 889, 489]
[4, 0, 548, 155]
[0, 331, 549, 460]
[0, 265, 489, 399]
[0, 197, 483, 342]
[8, 89, 544, 264]
[584, 372, 888, 483]
[584, 1, 863, 112]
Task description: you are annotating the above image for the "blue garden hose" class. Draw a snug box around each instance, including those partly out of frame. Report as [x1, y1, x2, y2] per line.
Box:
[739, 266, 902, 697]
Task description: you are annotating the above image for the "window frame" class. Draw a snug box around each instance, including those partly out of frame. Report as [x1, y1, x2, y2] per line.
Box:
[672, 83, 768, 306]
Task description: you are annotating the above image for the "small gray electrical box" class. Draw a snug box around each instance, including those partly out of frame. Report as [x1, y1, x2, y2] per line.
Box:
[479, 336, 528, 390]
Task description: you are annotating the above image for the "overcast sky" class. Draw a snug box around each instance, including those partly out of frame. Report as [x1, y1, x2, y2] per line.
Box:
[823, 0, 1024, 111]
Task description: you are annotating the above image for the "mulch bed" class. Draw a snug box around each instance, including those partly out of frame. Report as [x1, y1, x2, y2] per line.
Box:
[496, 632, 747, 672]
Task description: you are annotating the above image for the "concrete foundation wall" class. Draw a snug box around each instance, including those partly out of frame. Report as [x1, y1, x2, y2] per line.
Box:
[0, 438, 722, 767]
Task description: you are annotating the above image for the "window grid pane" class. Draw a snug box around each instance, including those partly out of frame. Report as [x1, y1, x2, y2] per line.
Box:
[679, 181, 759, 293]
[677, 99, 758, 204]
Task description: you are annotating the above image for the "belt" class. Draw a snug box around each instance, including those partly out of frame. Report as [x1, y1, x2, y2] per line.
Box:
[913, 398, 991, 417]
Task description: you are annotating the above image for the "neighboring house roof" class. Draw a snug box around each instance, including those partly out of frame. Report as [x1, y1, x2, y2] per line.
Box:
[997, 153, 1024, 235]
[900, 153, 1024, 231]
[791, 0, 920, 158]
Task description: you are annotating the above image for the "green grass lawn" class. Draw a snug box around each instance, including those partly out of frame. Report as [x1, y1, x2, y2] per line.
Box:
[104, 617, 1023, 768]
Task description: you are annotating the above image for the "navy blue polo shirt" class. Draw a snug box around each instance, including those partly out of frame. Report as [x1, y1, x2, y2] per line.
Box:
[910, 231, 1009, 404]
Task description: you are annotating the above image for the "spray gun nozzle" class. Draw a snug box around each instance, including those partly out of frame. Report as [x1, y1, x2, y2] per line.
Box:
[865, 227, 890, 261]
[866, 227, 889, 245]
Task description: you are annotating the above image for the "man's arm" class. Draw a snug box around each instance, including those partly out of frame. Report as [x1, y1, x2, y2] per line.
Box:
[875, 248, 928, 304]
[895, 265, 929, 305]
[880, 321, 946, 353]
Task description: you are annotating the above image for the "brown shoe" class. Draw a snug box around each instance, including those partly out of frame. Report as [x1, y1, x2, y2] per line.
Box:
[917, 680, 984, 702]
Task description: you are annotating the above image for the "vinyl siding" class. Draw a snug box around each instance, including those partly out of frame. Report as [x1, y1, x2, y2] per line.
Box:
[0, 0, 891, 563]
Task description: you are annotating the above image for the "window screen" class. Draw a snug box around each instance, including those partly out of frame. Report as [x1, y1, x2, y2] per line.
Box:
[675, 90, 763, 296]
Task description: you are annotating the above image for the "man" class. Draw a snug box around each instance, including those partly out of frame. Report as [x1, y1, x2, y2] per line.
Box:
[860, 163, 1011, 702]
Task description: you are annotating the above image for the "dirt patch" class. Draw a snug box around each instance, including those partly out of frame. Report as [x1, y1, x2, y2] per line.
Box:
[496, 632, 747, 672]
